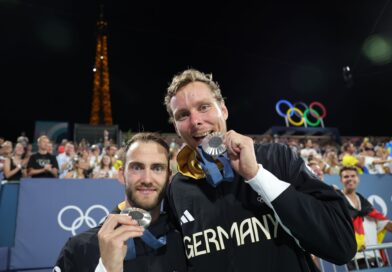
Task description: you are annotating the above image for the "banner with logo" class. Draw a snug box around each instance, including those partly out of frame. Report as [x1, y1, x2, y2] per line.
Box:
[9, 178, 123, 270]
[3, 176, 392, 271]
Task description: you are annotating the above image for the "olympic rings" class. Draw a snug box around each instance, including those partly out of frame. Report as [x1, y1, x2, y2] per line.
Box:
[275, 100, 327, 127]
[57, 204, 109, 236]
[287, 107, 304, 126]
[275, 100, 294, 118]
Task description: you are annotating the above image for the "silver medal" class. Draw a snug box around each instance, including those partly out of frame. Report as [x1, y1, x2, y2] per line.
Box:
[201, 132, 226, 157]
[120, 207, 152, 228]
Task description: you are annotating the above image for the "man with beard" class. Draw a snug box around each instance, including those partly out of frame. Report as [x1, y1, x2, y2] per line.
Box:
[54, 132, 187, 272]
[163, 69, 356, 271]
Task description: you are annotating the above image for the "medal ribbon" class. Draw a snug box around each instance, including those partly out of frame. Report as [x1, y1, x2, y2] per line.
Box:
[197, 145, 234, 187]
[125, 230, 167, 260]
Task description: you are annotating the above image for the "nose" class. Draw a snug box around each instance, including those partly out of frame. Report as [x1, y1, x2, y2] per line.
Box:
[140, 169, 153, 185]
[189, 111, 202, 127]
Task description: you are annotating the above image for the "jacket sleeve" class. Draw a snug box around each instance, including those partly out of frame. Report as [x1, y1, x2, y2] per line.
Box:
[259, 143, 356, 265]
[54, 238, 77, 272]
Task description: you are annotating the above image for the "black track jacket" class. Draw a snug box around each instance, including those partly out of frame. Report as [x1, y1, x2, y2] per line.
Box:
[55, 207, 187, 272]
[167, 143, 356, 272]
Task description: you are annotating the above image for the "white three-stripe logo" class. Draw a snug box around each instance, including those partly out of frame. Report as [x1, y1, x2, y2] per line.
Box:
[180, 210, 194, 225]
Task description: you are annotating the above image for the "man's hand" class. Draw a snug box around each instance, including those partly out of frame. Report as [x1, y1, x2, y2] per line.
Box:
[224, 130, 259, 180]
[44, 164, 52, 172]
[98, 214, 144, 272]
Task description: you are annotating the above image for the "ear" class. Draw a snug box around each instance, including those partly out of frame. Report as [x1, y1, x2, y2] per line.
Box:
[220, 101, 229, 120]
[173, 123, 181, 138]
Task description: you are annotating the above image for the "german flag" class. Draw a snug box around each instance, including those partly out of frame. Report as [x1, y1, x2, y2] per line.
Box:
[352, 207, 388, 251]
[344, 193, 389, 264]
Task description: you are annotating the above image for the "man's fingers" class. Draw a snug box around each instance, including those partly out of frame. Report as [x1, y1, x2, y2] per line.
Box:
[102, 225, 144, 244]
[100, 214, 138, 233]
[225, 130, 242, 155]
[99, 224, 144, 247]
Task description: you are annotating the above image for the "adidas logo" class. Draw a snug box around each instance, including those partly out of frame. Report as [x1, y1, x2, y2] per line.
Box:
[180, 210, 195, 225]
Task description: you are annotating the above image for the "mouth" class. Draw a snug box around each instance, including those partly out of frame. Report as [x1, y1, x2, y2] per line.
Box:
[136, 188, 157, 196]
[192, 130, 214, 143]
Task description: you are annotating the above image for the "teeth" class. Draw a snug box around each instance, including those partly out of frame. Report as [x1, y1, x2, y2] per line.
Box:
[193, 131, 212, 137]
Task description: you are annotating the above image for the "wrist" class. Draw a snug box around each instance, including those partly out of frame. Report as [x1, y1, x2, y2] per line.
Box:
[244, 164, 260, 181]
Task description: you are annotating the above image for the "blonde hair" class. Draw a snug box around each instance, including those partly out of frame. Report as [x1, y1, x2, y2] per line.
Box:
[37, 135, 49, 144]
[164, 69, 224, 123]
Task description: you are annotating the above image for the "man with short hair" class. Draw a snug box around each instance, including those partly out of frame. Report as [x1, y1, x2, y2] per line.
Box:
[342, 142, 365, 174]
[163, 68, 356, 271]
[339, 166, 392, 270]
[54, 132, 187, 272]
[57, 142, 76, 178]
[27, 135, 58, 178]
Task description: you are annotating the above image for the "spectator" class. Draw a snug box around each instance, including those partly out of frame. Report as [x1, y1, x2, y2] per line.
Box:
[0, 141, 13, 181]
[64, 157, 86, 179]
[169, 140, 181, 177]
[308, 160, 324, 180]
[323, 150, 341, 175]
[360, 141, 387, 174]
[341, 142, 365, 174]
[89, 144, 101, 170]
[92, 154, 118, 179]
[105, 144, 118, 166]
[3, 142, 27, 181]
[57, 142, 76, 178]
[287, 137, 300, 154]
[339, 166, 392, 269]
[1, 141, 13, 158]
[300, 138, 319, 163]
[27, 135, 59, 178]
[76, 149, 92, 177]
[16, 131, 29, 147]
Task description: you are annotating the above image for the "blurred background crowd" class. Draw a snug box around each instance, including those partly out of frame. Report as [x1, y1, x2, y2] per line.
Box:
[1, 131, 392, 182]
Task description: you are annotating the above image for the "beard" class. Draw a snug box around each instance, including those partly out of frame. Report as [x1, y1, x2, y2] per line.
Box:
[125, 182, 167, 211]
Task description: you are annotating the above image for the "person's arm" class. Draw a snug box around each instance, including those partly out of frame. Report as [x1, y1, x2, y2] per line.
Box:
[224, 131, 356, 265]
[27, 166, 47, 176]
[385, 221, 392, 232]
[49, 165, 58, 177]
[26, 155, 42, 177]
[58, 156, 69, 172]
[262, 144, 355, 264]
[63, 171, 73, 179]
[3, 158, 22, 179]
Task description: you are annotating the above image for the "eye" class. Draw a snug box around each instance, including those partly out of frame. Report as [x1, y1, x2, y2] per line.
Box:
[199, 104, 211, 112]
[129, 163, 143, 172]
[152, 164, 165, 173]
[175, 111, 189, 121]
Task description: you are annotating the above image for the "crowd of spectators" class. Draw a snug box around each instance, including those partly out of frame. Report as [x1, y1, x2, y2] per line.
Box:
[1, 132, 392, 182]
[254, 135, 392, 176]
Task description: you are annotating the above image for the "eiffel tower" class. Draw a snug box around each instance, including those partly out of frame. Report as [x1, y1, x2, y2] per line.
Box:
[89, 5, 112, 125]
